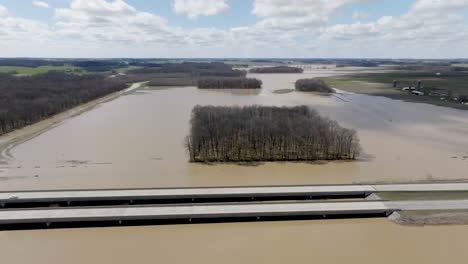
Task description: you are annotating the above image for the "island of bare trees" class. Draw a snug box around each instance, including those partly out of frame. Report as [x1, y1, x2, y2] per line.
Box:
[295, 78, 335, 93]
[0, 72, 127, 136]
[186, 105, 360, 162]
[249, 66, 304, 74]
[198, 77, 262, 89]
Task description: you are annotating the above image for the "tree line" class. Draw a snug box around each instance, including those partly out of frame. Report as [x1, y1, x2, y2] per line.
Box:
[0, 59, 127, 72]
[0, 59, 65, 68]
[250, 66, 303, 74]
[198, 77, 262, 89]
[125, 62, 247, 87]
[295, 78, 334, 93]
[186, 105, 360, 162]
[0, 72, 127, 136]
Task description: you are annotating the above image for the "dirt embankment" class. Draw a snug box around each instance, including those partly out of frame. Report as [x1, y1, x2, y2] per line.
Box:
[390, 210, 468, 226]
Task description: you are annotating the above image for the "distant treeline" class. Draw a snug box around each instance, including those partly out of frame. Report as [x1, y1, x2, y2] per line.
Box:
[125, 62, 247, 87]
[198, 77, 262, 89]
[250, 66, 303, 74]
[0, 59, 65, 68]
[0, 59, 127, 72]
[0, 72, 127, 136]
[295, 78, 334, 93]
[336, 61, 379, 67]
[451, 66, 468, 72]
[72, 61, 127, 72]
[186, 105, 360, 162]
[128, 62, 246, 77]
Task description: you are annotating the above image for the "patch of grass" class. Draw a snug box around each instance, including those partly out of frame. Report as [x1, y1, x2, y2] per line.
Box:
[0, 65, 86, 75]
[322, 78, 359, 87]
[273, 89, 295, 94]
[377, 191, 468, 201]
[330, 71, 468, 94]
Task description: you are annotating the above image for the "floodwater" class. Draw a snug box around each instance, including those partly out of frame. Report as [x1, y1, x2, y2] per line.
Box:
[1, 68, 468, 263]
[1, 219, 468, 264]
[1, 69, 468, 190]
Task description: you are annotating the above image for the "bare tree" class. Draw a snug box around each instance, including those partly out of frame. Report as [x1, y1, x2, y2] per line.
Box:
[295, 78, 334, 93]
[198, 78, 262, 89]
[186, 105, 360, 162]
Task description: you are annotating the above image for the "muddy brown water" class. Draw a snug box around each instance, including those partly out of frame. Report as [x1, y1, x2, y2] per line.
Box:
[1, 70, 468, 190]
[1, 69, 468, 263]
[1, 219, 467, 264]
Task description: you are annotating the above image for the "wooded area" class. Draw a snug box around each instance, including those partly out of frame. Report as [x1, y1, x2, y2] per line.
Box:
[0, 59, 126, 73]
[249, 66, 304, 73]
[295, 78, 334, 93]
[0, 72, 127, 136]
[125, 62, 247, 86]
[198, 77, 262, 89]
[0, 61, 258, 136]
[186, 105, 360, 162]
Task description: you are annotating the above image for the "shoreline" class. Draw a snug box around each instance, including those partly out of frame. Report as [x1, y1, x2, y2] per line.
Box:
[325, 79, 468, 111]
[389, 210, 468, 226]
[0, 82, 146, 164]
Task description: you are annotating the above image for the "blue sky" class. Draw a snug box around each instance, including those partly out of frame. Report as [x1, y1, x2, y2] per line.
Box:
[0, 0, 414, 28]
[0, 0, 467, 58]
[0, 0, 259, 29]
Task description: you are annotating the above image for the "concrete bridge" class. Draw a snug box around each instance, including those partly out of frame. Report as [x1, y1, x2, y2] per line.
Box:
[0, 183, 467, 230]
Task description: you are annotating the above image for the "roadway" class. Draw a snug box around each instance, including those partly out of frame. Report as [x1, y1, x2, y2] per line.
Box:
[1, 183, 468, 207]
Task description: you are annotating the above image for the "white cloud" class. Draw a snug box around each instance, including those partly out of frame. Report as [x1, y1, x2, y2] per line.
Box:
[252, 0, 364, 30]
[411, 0, 468, 12]
[0, 4, 8, 16]
[352, 10, 369, 21]
[173, 0, 229, 19]
[0, 5, 50, 44]
[69, 0, 135, 14]
[32, 1, 50, 8]
[54, 0, 180, 44]
[1, 0, 468, 57]
[319, 0, 468, 57]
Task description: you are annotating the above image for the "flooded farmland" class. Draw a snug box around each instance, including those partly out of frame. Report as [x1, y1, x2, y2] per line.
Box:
[1, 69, 468, 263]
[1, 69, 468, 190]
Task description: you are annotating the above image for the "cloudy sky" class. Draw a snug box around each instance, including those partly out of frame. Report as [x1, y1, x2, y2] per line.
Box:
[1, 0, 468, 58]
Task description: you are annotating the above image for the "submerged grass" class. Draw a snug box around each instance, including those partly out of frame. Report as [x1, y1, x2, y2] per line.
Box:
[273, 89, 295, 94]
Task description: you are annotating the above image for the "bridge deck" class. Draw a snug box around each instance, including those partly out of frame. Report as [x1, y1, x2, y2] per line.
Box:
[0, 185, 373, 201]
[0, 200, 391, 225]
[1, 183, 467, 205]
[2, 199, 468, 229]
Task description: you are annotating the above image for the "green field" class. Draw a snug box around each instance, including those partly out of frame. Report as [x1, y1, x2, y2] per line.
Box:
[323, 71, 468, 109]
[0, 65, 86, 75]
[331, 71, 468, 94]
